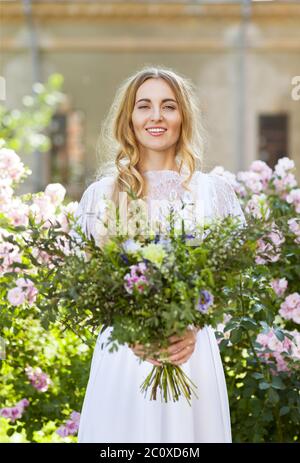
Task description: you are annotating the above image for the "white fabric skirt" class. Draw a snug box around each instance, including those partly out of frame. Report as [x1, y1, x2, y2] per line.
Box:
[78, 326, 232, 443]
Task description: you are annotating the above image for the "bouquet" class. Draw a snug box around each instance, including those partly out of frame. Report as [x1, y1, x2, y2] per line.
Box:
[19, 204, 265, 406]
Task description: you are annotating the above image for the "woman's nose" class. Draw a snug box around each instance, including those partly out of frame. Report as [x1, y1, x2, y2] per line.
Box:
[150, 111, 163, 121]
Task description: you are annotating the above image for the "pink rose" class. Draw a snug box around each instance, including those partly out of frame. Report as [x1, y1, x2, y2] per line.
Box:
[279, 293, 300, 324]
[44, 183, 66, 206]
[271, 278, 288, 297]
[7, 287, 26, 306]
[286, 188, 300, 213]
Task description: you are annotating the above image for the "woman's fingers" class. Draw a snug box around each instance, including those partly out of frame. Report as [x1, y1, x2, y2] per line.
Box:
[146, 358, 162, 366]
[169, 344, 195, 364]
[130, 343, 162, 365]
[130, 330, 197, 366]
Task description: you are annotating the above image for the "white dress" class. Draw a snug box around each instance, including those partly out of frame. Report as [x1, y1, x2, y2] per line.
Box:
[73, 169, 245, 443]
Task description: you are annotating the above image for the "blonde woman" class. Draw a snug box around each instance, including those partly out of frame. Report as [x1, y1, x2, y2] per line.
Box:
[74, 66, 245, 443]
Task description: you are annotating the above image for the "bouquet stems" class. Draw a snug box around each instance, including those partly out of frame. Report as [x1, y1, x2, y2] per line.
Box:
[140, 362, 199, 406]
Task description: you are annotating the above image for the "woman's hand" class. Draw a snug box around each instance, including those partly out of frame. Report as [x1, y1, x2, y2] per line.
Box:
[165, 327, 198, 366]
[129, 343, 163, 366]
[129, 327, 199, 367]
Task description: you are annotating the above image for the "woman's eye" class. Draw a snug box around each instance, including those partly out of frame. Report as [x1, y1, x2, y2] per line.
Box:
[138, 106, 175, 110]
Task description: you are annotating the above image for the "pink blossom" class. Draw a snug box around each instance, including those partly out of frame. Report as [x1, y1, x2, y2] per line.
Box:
[3, 199, 29, 227]
[7, 287, 26, 306]
[17, 398, 29, 408]
[44, 183, 66, 206]
[288, 218, 300, 244]
[53, 234, 73, 257]
[245, 194, 270, 220]
[269, 228, 285, 247]
[271, 278, 288, 297]
[31, 247, 55, 267]
[286, 188, 300, 213]
[0, 408, 12, 419]
[255, 239, 281, 264]
[0, 178, 13, 208]
[273, 173, 297, 198]
[0, 398, 29, 423]
[256, 329, 293, 374]
[272, 352, 290, 374]
[70, 411, 81, 424]
[65, 420, 79, 434]
[15, 278, 39, 305]
[7, 278, 38, 306]
[25, 366, 52, 392]
[249, 160, 272, 187]
[216, 314, 232, 343]
[237, 171, 263, 194]
[29, 194, 57, 227]
[10, 407, 23, 422]
[56, 426, 69, 437]
[56, 411, 81, 437]
[290, 330, 300, 360]
[0, 147, 25, 183]
[0, 241, 22, 273]
[279, 293, 300, 324]
[255, 223, 285, 264]
[56, 201, 79, 233]
[124, 262, 149, 294]
[274, 157, 295, 177]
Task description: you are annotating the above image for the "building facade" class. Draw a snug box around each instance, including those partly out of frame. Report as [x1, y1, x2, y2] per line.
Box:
[1, 0, 300, 196]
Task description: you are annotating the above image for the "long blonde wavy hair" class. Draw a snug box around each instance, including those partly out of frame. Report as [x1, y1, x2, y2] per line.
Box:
[95, 65, 207, 208]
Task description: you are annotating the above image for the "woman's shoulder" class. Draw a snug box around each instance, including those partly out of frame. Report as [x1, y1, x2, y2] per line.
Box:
[195, 170, 235, 192]
[82, 176, 116, 197]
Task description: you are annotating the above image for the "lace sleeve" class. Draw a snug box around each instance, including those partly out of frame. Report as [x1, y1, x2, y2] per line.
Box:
[209, 174, 246, 224]
[69, 177, 115, 244]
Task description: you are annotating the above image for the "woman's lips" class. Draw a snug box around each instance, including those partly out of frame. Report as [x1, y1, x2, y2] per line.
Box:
[146, 129, 167, 137]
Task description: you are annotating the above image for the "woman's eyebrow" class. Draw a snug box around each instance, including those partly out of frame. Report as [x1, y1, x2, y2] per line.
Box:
[136, 98, 177, 104]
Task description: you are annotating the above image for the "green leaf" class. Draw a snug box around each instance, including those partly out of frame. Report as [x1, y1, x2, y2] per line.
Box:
[259, 381, 271, 390]
[7, 428, 15, 437]
[240, 318, 258, 331]
[271, 376, 285, 390]
[279, 406, 290, 416]
[274, 329, 285, 342]
[267, 388, 279, 404]
[230, 328, 243, 344]
[252, 372, 264, 380]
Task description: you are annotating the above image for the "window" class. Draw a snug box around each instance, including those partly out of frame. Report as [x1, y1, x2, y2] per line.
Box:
[258, 114, 289, 169]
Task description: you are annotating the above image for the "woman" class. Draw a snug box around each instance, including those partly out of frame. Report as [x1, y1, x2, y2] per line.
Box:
[74, 66, 245, 443]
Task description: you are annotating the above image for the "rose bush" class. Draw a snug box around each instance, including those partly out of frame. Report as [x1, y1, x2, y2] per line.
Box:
[212, 159, 300, 442]
[0, 77, 92, 442]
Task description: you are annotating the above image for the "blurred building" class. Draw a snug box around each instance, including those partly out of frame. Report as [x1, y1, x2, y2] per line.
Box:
[1, 0, 300, 197]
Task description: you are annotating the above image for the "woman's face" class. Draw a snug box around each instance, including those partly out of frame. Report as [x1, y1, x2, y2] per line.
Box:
[131, 78, 182, 155]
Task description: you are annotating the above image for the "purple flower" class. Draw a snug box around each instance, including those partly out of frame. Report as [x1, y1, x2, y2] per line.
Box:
[120, 253, 129, 265]
[56, 411, 81, 438]
[124, 262, 149, 294]
[25, 366, 51, 392]
[122, 239, 141, 253]
[56, 425, 69, 438]
[0, 398, 29, 423]
[196, 290, 214, 314]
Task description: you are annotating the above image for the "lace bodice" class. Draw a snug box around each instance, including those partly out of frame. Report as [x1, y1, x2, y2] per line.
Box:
[71, 169, 245, 244]
[144, 170, 193, 202]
